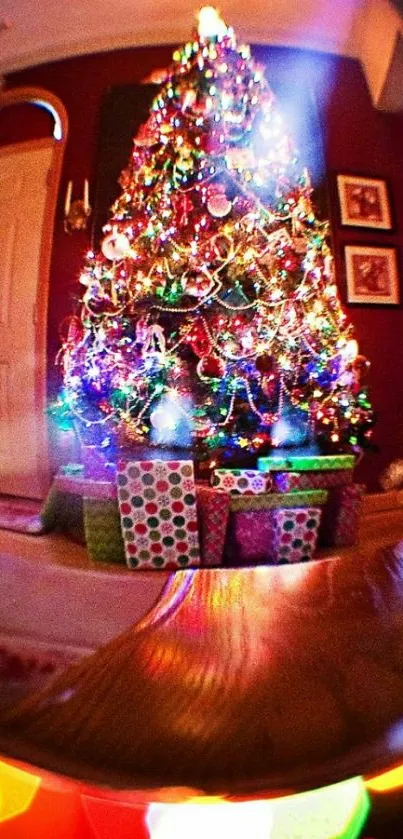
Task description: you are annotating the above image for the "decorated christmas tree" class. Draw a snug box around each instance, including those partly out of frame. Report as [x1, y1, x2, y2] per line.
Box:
[58, 6, 374, 468]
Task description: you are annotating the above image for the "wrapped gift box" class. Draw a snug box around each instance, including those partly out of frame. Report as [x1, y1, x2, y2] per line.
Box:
[224, 506, 323, 566]
[197, 484, 230, 566]
[319, 484, 365, 547]
[116, 460, 201, 570]
[229, 489, 328, 512]
[272, 469, 353, 493]
[271, 507, 322, 564]
[224, 490, 327, 566]
[84, 497, 125, 564]
[224, 509, 274, 565]
[211, 468, 272, 495]
[258, 454, 355, 472]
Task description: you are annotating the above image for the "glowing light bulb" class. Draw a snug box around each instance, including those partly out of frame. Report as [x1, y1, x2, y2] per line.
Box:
[197, 6, 228, 39]
[150, 391, 192, 446]
[341, 339, 359, 363]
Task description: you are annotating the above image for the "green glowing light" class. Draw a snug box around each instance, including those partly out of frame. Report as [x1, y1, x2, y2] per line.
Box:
[269, 776, 369, 839]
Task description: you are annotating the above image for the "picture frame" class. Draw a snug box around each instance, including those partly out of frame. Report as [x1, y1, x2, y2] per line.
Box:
[345, 244, 400, 305]
[337, 174, 392, 230]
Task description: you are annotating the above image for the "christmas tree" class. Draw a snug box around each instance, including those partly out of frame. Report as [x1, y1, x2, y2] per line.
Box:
[58, 5, 374, 467]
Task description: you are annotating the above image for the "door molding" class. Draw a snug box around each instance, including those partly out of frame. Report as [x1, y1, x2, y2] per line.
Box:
[0, 87, 68, 497]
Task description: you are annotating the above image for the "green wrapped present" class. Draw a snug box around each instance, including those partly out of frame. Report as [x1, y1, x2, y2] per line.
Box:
[41, 485, 85, 544]
[84, 498, 125, 564]
[258, 454, 356, 472]
[229, 489, 328, 512]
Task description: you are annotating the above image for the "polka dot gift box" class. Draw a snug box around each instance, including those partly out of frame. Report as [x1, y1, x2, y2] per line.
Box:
[212, 468, 272, 495]
[271, 507, 322, 564]
[116, 460, 200, 569]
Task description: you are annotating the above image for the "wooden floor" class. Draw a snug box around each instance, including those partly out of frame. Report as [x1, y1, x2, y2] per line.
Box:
[0, 493, 403, 571]
[1, 498, 403, 839]
[316, 499, 403, 561]
[0, 527, 116, 572]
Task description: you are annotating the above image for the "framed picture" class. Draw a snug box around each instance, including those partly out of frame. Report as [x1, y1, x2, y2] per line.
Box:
[345, 245, 400, 305]
[337, 174, 392, 229]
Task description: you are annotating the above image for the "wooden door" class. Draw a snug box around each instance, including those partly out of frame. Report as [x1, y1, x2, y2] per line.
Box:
[0, 138, 55, 498]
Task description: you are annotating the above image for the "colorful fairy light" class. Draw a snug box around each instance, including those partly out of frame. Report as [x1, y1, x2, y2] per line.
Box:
[56, 6, 374, 463]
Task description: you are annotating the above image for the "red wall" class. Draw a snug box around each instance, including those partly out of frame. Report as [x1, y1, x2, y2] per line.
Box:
[3, 44, 403, 491]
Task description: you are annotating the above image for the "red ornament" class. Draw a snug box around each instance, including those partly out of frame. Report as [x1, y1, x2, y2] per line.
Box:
[188, 322, 213, 358]
[290, 387, 305, 402]
[261, 374, 277, 399]
[107, 322, 124, 342]
[183, 272, 214, 298]
[252, 431, 272, 448]
[197, 354, 226, 378]
[99, 399, 113, 414]
[353, 355, 370, 380]
[133, 213, 148, 232]
[207, 183, 232, 218]
[256, 354, 275, 374]
[281, 250, 298, 271]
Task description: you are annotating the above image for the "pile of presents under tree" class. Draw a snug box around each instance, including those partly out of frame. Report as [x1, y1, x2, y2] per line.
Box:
[51, 449, 364, 570]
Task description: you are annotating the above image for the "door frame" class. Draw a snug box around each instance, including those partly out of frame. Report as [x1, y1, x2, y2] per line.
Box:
[0, 87, 68, 497]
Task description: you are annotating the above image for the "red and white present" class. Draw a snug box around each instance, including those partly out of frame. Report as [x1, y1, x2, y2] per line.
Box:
[271, 507, 322, 564]
[223, 505, 322, 566]
[196, 485, 230, 566]
[319, 484, 365, 547]
[212, 468, 272, 495]
[116, 460, 200, 569]
[272, 469, 353, 493]
[223, 489, 326, 566]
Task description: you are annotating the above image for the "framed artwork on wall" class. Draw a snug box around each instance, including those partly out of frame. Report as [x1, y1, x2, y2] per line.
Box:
[337, 174, 392, 230]
[345, 244, 400, 305]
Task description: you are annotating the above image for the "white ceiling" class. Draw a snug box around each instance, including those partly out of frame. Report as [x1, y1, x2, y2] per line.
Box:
[2, 0, 403, 111]
[0, 0, 371, 74]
